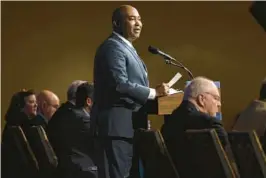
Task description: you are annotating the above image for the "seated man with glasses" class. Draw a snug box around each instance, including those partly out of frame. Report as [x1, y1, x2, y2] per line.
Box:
[161, 76, 229, 177]
[34, 90, 60, 131]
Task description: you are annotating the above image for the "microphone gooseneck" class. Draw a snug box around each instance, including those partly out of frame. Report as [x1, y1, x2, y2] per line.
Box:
[148, 45, 194, 79]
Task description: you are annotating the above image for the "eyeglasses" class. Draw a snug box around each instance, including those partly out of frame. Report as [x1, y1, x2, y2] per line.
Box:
[47, 103, 59, 109]
[204, 92, 221, 102]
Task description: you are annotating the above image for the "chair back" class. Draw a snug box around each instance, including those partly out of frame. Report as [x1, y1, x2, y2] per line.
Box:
[185, 129, 236, 178]
[228, 131, 266, 178]
[135, 129, 180, 178]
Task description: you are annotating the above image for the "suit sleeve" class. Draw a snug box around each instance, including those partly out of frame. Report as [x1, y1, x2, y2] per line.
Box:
[104, 43, 150, 104]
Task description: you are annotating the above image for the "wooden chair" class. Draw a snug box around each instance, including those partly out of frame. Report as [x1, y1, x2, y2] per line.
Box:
[228, 131, 266, 178]
[185, 129, 237, 178]
[135, 129, 180, 178]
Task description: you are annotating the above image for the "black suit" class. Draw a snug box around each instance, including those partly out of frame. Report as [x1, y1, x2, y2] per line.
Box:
[54, 107, 98, 178]
[47, 101, 75, 154]
[161, 100, 229, 177]
[92, 33, 150, 178]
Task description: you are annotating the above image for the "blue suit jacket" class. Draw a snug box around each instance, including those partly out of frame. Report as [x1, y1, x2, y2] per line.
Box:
[92, 33, 150, 138]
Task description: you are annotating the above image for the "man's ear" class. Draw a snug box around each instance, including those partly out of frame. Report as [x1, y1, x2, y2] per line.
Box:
[112, 20, 120, 28]
[196, 94, 205, 107]
[42, 101, 48, 110]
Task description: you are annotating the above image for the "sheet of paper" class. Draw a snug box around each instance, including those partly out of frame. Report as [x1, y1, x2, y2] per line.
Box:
[168, 88, 183, 95]
[168, 88, 184, 95]
[167, 72, 182, 88]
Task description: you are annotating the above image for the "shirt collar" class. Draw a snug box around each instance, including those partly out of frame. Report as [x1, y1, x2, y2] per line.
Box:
[37, 112, 49, 124]
[112, 31, 134, 48]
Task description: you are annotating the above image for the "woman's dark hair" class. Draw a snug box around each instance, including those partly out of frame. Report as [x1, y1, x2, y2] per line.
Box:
[5, 89, 35, 125]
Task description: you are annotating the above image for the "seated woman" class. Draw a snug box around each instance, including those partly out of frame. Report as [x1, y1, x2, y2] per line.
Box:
[1, 89, 38, 178]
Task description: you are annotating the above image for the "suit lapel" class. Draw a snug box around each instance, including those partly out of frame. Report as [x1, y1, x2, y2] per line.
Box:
[110, 34, 149, 86]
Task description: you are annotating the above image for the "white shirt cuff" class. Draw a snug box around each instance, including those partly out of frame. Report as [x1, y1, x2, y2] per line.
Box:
[148, 88, 156, 100]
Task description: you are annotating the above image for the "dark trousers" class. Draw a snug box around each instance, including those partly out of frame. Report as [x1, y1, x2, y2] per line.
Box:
[97, 137, 140, 178]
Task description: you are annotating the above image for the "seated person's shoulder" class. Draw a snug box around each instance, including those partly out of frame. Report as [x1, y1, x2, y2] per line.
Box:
[32, 114, 46, 123]
[71, 108, 84, 118]
[190, 110, 222, 124]
[189, 112, 228, 140]
[60, 102, 75, 111]
[72, 108, 90, 122]
[50, 103, 71, 120]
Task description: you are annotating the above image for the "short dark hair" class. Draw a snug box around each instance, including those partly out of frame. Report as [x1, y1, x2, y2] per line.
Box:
[75, 83, 94, 107]
[259, 78, 266, 100]
[112, 6, 127, 32]
[112, 7, 123, 24]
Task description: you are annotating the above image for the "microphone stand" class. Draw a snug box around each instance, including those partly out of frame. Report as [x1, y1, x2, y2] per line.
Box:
[164, 59, 194, 79]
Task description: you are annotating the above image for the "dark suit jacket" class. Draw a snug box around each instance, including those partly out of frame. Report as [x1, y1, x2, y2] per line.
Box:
[31, 113, 48, 131]
[161, 100, 229, 147]
[55, 107, 97, 178]
[47, 101, 75, 154]
[92, 33, 150, 138]
[161, 100, 230, 177]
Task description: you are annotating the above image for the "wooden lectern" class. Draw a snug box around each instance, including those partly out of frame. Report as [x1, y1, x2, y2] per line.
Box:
[146, 92, 184, 115]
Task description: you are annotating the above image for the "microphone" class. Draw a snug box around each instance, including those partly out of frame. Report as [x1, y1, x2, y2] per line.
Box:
[148, 45, 194, 79]
[148, 46, 177, 62]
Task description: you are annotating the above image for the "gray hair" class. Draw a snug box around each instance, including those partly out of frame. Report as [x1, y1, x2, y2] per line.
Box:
[67, 80, 87, 101]
[183, 76, 217, 100]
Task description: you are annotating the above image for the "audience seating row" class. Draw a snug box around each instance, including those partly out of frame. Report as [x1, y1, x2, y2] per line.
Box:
[3, 125, 266, 178]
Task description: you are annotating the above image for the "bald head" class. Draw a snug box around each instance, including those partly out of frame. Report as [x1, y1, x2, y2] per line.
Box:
[112, 5, 142, 42]
[37, 90, 60, 121]
[112, 5, 135, 23]
[184, 76, 221, 117]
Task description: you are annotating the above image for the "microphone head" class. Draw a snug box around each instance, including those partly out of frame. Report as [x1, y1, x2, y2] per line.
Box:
[148, 46, 159, 54]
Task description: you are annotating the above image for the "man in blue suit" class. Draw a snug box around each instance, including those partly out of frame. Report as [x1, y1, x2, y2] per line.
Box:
[92, 5, 169, 178]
